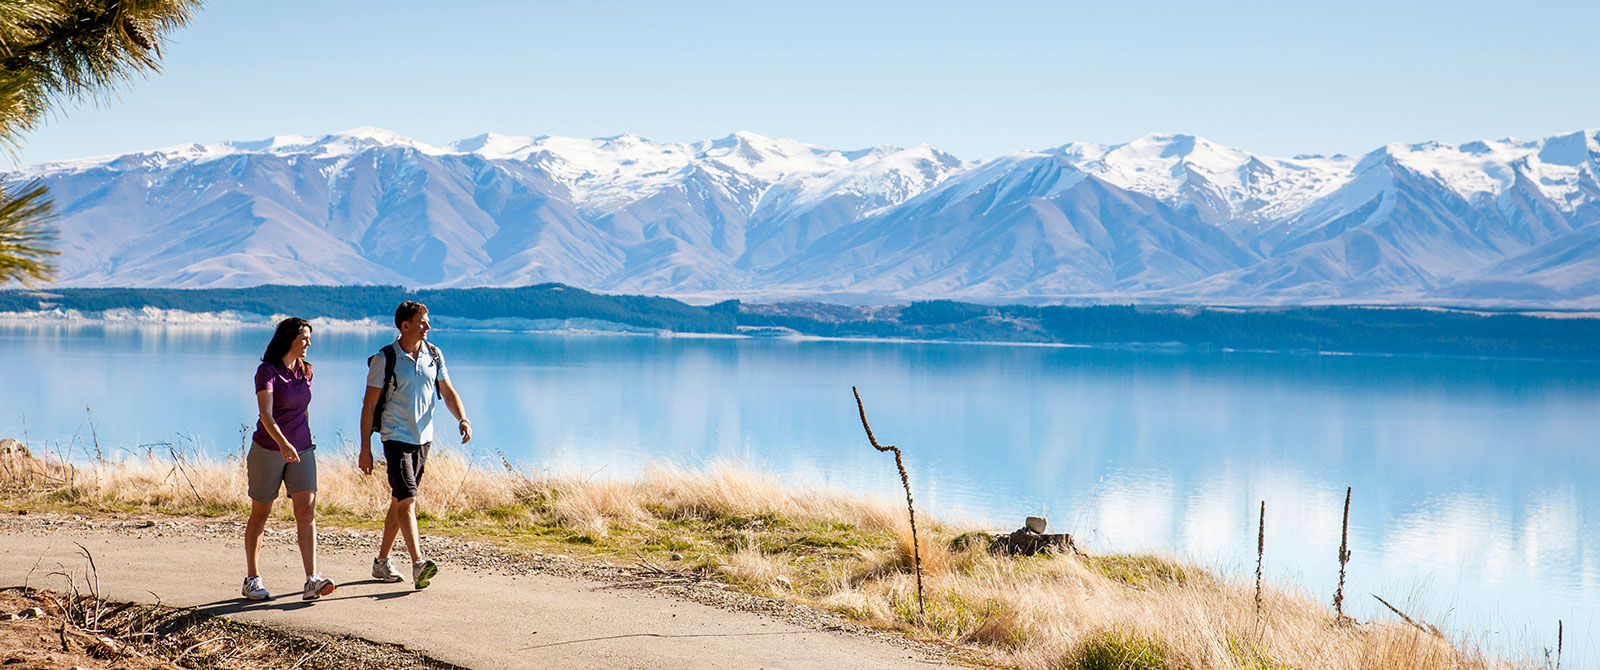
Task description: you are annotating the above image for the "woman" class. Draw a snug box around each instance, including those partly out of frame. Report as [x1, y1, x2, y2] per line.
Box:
[242, 317, 336, 601]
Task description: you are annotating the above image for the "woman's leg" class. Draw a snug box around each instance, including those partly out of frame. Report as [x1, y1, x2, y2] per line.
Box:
[245, 499, 273, 577]
[290, 489, 318, 576]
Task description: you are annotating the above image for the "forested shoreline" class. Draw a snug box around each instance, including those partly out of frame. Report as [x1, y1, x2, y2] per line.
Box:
[4, 284, 1599, 359]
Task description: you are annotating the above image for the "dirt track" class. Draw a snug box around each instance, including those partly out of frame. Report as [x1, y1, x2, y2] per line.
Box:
[0, 516, 962, 669]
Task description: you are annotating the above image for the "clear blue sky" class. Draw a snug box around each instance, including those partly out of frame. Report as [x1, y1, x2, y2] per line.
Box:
[16, 0, 1600, 165]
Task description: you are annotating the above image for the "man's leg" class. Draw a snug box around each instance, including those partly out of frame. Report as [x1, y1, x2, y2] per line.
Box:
[395, 496, 422, 562]
[377, 439, 411, 560]
[378, 498, 402, 559]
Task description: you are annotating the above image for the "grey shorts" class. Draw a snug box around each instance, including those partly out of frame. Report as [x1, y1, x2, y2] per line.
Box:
[246, 444, 318, 502]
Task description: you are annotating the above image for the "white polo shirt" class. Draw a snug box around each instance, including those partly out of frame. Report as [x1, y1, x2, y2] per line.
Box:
[367, 338, 450, 445]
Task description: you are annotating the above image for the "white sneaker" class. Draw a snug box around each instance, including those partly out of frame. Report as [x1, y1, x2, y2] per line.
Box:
[241, 576, 270, 601]
[413, 559, 438, 590]
[302, 573, 336, 600]
[372, 557, 404, 583]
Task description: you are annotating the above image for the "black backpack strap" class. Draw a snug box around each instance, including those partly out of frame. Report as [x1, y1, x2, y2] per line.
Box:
[426, 343, 443, 399]
[383, 343, 398, 392]
[369, 344, 398, 435]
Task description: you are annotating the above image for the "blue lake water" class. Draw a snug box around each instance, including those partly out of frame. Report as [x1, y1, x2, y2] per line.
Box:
[6, 321, 1597, 660]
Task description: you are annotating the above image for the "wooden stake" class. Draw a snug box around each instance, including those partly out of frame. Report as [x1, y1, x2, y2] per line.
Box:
[853, 387, 924, 618]
[1255, 500, 1265, 621]
[1334, 486, 1351, 622]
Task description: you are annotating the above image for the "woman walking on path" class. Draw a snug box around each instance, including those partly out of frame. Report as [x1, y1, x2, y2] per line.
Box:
[242, 317, 336, 602]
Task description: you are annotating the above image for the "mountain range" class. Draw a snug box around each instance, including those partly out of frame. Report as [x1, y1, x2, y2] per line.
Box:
[12, 127, 1600, 306]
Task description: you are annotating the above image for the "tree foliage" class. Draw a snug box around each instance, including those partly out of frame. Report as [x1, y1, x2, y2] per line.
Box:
[1, 0, 200, 150]
[0, 0, 200, 285]
[0, 176, 54, 284]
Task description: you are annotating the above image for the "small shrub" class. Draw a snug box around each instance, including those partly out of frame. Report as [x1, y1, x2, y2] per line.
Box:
[889, 589, 1019, 642]
[1071, 629, 1171, 670]
[947, 530, 994, 551]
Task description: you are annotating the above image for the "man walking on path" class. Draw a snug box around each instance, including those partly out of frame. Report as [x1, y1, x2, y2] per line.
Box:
[359, 300, 472, 589]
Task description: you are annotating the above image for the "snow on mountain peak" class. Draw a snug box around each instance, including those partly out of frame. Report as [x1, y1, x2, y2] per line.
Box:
[1047, 133, 1354, 220]
[447, 132, 541, 158]
[1377, 134, 1598, 208]
[17, 127, 1599, 221]
[306, 127, 442, 156]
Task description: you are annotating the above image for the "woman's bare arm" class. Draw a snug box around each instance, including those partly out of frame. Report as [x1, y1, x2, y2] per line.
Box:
[256, 388, 301, 462]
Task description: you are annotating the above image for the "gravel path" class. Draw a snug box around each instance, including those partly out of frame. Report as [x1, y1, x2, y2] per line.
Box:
[0, 513, 968, 669]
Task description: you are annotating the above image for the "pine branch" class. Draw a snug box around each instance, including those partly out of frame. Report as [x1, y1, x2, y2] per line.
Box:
[0, 0, 201, 151]
[0, 177, 58, 287]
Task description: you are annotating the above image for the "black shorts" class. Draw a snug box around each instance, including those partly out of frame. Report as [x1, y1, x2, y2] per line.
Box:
[382, 440, 430, 501]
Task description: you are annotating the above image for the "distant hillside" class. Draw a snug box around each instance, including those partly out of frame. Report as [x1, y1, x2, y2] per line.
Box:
[4, 284, 1600, 360]
[11, 127, 1600, 307]
[0, 284, 737, 333]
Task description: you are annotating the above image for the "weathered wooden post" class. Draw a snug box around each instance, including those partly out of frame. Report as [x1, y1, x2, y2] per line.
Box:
[852, 386, 924, 618]
[1255, 500, 1265, 622]
[1334, 486, 1352, 622]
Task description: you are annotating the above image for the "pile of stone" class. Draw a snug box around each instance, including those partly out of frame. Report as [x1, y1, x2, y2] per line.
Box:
[990, 516, 1075, 556]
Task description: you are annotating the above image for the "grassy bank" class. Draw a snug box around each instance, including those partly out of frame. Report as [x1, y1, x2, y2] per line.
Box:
[0, 446, 1528, 670]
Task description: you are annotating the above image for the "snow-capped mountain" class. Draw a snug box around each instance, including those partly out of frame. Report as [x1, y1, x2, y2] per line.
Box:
[11, 127, 1600, 306]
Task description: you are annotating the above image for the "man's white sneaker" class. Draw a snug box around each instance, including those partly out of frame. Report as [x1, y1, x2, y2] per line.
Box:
[413, 559, 438, 590]
[372, 557, 404, 583]
[302, 573, 336, 601]
[241, 576, 269, 601]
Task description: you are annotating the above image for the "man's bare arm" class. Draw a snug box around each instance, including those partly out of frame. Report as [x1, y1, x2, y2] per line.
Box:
[358, 386, 382, 474]
[439, 378, 471, 444]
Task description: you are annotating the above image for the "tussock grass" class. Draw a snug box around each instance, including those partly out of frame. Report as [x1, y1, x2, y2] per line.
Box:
[0, 448, 1531, 670]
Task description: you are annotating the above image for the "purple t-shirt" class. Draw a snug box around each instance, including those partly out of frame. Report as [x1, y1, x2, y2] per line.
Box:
[251, 361, 314, 452]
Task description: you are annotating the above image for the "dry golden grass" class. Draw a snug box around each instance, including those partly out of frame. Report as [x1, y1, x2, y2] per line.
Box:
[0, 447, 1534, 670]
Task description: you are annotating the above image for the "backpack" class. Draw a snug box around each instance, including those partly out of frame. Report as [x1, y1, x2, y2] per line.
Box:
[368, 341, 443, 435]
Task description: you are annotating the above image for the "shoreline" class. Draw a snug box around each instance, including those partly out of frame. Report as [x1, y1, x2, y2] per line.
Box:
[7, 307, 1600, 366]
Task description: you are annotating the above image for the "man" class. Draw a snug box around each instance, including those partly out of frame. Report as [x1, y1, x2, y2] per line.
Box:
[359, 300, 472, 589]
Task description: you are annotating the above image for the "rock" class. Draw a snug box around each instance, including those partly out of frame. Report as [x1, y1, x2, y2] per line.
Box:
[136, 520, 155, 529]
[0, 438, 28, 458]
[1025, 516, 1048, 533]
[19, 608, 43, 619]
[91, 636, 121, 657]
[990, 530, 1074, 557]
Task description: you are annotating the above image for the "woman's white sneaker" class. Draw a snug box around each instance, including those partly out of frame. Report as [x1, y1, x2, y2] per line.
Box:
[372, 557, 405, 583]
[302, 574, 336, 600]
[241, 576, 270, 601]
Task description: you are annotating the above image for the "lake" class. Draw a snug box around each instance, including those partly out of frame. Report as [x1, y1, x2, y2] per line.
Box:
[6, 320, 1596, 661]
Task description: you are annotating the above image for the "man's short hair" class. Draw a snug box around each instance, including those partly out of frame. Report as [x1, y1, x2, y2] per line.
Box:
[395, 300, 428, 329]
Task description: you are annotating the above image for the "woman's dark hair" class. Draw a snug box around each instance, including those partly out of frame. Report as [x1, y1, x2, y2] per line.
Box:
[262, 317, 313, 366]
